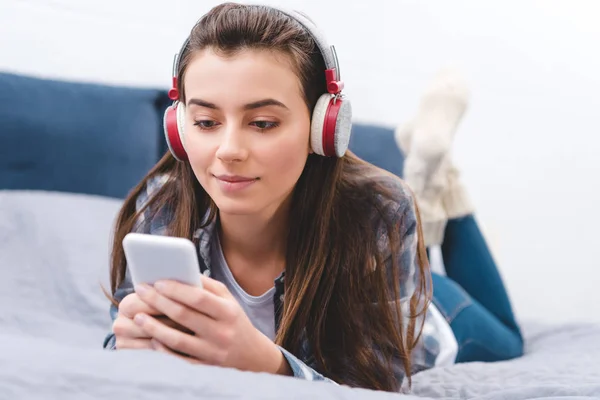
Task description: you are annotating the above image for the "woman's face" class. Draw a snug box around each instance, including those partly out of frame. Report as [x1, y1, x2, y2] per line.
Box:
[182, 48, 312, 217]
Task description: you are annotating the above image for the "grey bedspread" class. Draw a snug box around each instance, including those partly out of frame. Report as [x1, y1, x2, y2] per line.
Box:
[1, 190, 599, 400]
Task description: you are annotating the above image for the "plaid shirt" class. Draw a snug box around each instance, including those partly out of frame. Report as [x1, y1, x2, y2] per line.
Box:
[103, 173, 443, 387]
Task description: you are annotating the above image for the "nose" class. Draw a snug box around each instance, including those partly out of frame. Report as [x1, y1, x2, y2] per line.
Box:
[215, 126, 249, 163]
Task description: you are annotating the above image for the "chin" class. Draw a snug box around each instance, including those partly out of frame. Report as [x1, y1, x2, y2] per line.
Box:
[211, 196, 264, 216]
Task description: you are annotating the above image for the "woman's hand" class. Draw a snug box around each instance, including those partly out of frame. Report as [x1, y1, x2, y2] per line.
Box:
[113, 292, 192, 350]
[132, 276, 291, 375]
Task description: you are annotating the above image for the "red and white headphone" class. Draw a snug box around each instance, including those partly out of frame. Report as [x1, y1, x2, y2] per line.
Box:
[163, 6, 352, 162]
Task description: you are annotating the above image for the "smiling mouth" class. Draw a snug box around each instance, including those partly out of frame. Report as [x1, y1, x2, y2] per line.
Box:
[213, 175, 259, 183]
[213, 175, 259, 192]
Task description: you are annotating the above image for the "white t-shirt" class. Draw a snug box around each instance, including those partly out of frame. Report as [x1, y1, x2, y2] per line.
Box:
[427, 303, 458, 366]
[209, 233, 276, 341]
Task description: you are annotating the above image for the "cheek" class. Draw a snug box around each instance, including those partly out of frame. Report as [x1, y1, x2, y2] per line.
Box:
[271, 139, 307, 166]
[183, 133, 214, 177]
[260, 133, 310, 183]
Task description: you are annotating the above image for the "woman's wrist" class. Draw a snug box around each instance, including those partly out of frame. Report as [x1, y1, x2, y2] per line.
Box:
[251, 329, 292, 376]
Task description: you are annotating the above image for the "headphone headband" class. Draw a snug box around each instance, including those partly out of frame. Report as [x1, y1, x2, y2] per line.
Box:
[168, 5, 343, 100]
[272, 8, 339, 76]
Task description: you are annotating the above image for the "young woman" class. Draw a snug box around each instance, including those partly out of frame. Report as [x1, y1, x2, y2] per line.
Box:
[103, 2, 523, 393]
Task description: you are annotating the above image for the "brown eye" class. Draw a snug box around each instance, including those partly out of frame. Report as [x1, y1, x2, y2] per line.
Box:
[251, 121, 279, 131]
[193, 120, 220, 130]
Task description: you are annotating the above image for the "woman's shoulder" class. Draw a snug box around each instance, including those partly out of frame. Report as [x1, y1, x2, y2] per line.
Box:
[359, 166, 417, 225]
[349, 165, 419, 261]
[135, 174, 171, 211]
[132, 173, 173, 235]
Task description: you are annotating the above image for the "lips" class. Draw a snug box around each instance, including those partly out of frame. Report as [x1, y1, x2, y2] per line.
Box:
[213, 174, 259, 193]
[214, 174, 258, 183]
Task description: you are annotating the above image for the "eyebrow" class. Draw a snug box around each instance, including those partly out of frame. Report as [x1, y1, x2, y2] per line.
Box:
[187, 98, 289, 111]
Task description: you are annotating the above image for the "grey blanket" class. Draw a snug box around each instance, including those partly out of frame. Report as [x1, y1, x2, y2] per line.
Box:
[1, 190, 599, 400]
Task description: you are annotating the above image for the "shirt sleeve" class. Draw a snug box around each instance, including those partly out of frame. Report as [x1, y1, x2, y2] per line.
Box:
[102, 278, 134, 350]
[391, 188, 440, 376]
[277, 346, 339, 384]
[370, 182, 439, 385]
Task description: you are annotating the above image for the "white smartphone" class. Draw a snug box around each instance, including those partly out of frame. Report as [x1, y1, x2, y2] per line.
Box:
[122, 232, 203, 288]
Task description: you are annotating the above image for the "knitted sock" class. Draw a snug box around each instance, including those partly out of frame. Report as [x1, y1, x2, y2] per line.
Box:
[441, 162, 474, 219]
[394, 67, 470, 246]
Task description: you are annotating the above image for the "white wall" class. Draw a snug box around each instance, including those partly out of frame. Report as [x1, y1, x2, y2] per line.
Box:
[2, 0, 599, 324]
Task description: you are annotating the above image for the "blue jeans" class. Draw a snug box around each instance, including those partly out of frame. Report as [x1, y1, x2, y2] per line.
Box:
[430, 215, 524, 363]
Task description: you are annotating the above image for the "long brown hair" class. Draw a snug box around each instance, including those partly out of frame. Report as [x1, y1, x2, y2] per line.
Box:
[109, 3, 430, 392]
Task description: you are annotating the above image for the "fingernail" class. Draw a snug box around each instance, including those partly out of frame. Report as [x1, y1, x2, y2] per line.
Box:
[134, 314, 146, 326]
[154, 281, 166, 291]
[135, 284, 148, 295]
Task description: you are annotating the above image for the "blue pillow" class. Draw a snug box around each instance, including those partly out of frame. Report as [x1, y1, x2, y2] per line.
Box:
[0, 72, 169, 199]
[349, 123, 405, 178]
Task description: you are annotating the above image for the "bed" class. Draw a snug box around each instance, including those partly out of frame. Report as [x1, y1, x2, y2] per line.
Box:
[1, 190, 599, 400]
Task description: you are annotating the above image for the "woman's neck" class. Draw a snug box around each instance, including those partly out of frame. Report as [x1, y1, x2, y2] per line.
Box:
[217, 198, 291, 294]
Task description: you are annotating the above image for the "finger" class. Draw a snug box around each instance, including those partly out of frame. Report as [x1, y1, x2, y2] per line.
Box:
[152, 280, 231, 320]
[200, 276, 234, 299]
[135, 313, 221, 363]
[136, 284, 219, 336]
[155, 316, 195, 335]
[114, 315, 192, 338]
[150, 339, 205, 364]
[114, 337, 153, 350]
[119, 293, 160, 319]
[113, 316, 151, 339]
[157, 277, 232, 298]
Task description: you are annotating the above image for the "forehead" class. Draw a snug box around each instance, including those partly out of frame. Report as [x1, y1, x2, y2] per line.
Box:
[183, 48, 303, 104]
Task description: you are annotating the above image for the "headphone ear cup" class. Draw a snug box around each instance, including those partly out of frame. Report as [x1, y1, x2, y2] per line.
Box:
[331, 97, 352, 157]
[163, 102, 188, 161]
[310, 94, 330, 156]
[310, 93, 353, 157]
[176, 101, 186, 145]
